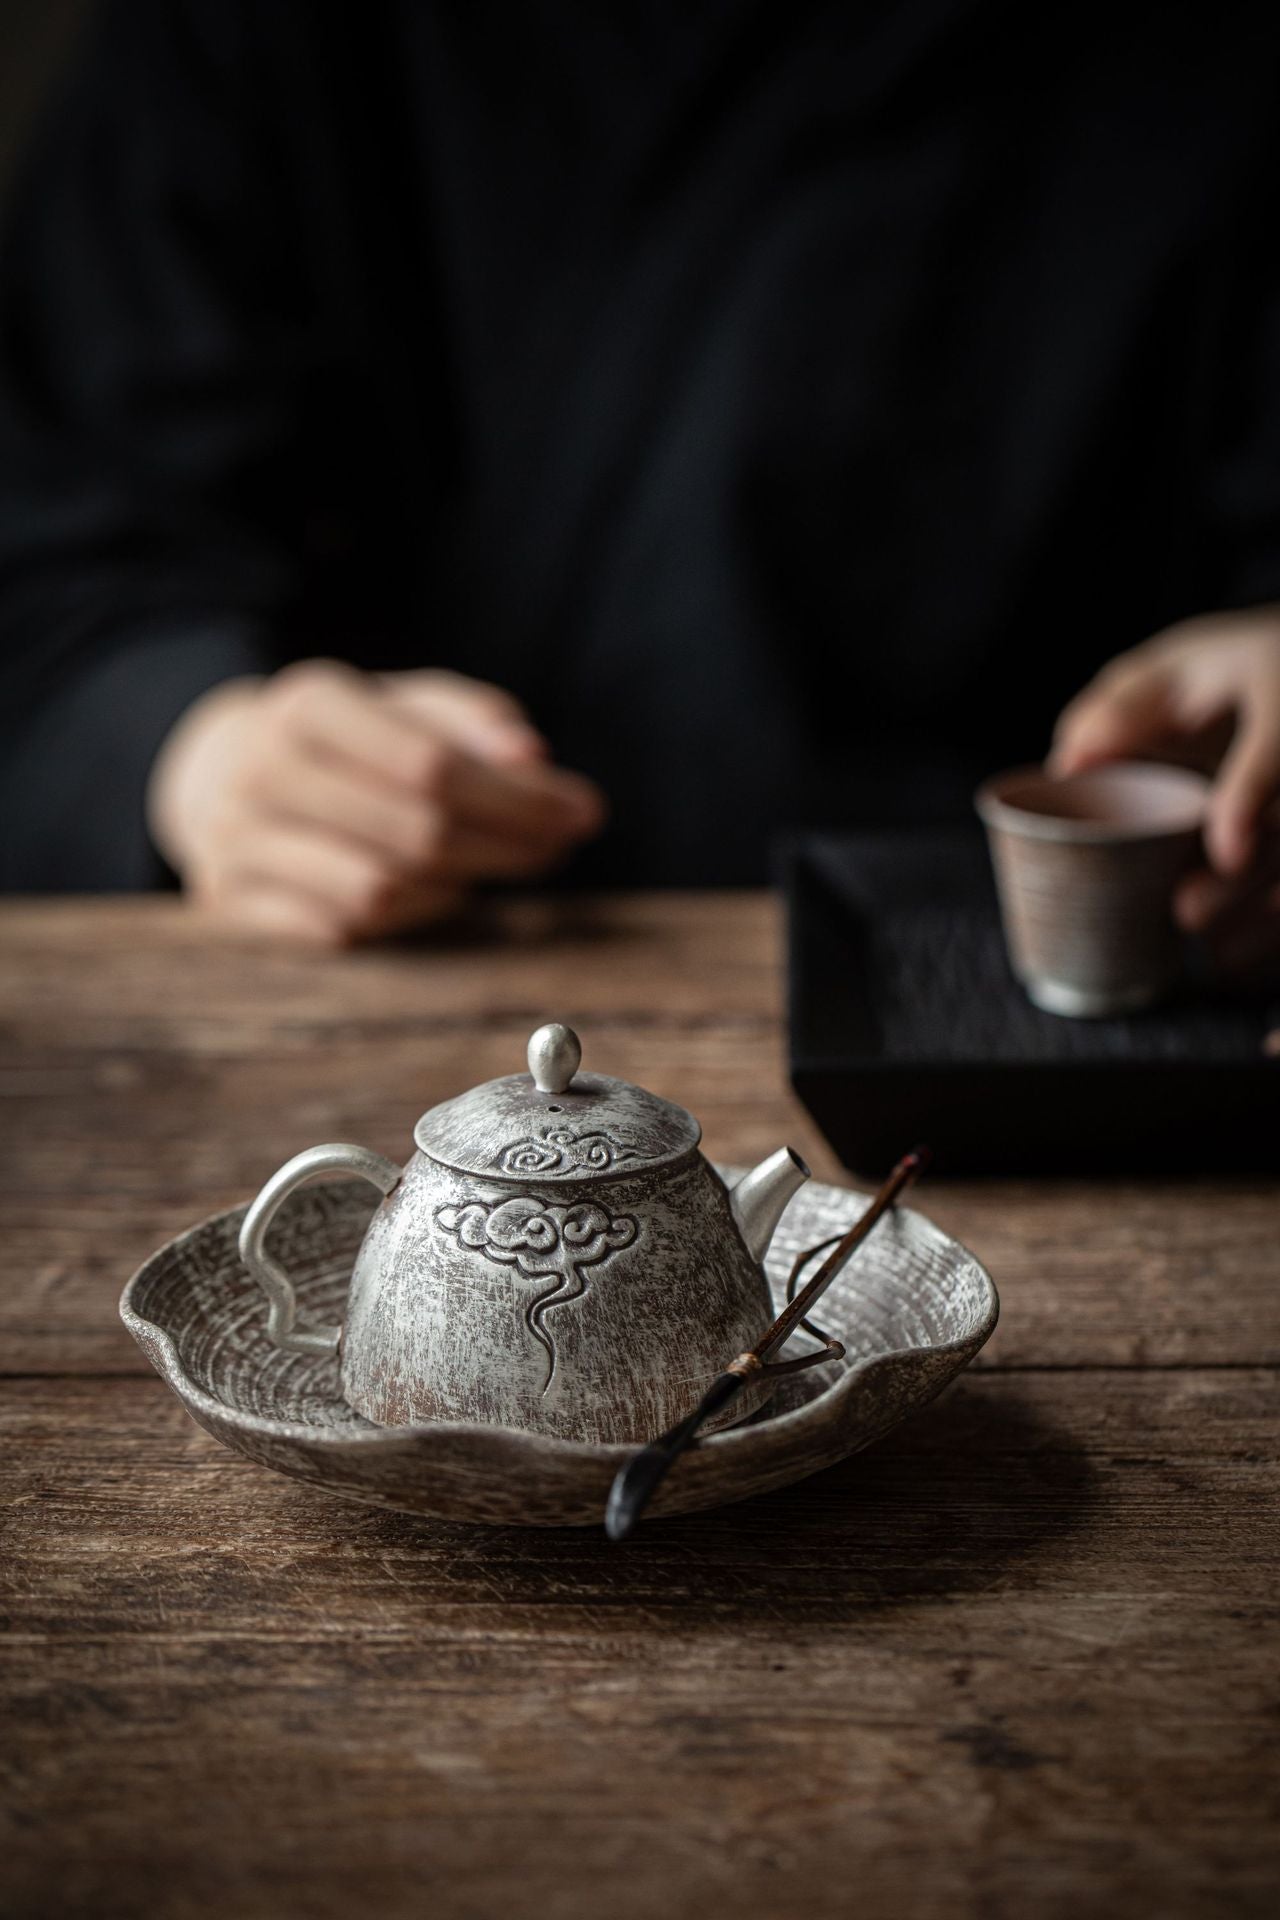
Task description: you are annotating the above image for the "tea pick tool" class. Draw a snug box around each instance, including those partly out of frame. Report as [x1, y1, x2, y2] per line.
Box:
[604, 1146, 930, 1541]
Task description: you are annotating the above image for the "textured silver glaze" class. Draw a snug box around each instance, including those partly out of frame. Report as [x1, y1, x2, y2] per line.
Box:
[526, 1021, 582, 1092]
[119, 1169, 999, 1528]
[413, 1069, 699, 1175]
[338, 1153, 779, 1439]
[728, 1145, 810, 1263]
[492, 1125, 654, 1178]
[237, 1142, 402, 1354]
[237, 1027, 802, 1442]
[433, 1193, 638, 1391]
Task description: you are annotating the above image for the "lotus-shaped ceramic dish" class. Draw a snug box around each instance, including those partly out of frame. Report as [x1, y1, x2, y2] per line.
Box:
[119, 1169, 997, 1527]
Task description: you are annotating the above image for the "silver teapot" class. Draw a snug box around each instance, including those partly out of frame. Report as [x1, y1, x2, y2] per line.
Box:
[239, 1023, 809, 1444]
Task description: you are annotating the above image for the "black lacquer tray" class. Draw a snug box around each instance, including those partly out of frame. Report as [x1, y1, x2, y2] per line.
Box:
[786, 830, 1278, 1176]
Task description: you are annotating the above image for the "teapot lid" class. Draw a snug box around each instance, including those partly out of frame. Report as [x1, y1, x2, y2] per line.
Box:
[414, 1023, 700, 1180]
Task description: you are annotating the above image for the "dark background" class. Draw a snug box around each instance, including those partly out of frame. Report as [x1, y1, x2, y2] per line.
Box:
[0, 1, 85, 197]
[5, 4, 1280, 896]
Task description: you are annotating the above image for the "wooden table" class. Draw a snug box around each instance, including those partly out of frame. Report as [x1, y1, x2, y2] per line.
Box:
[2, 895, 1277, 1920]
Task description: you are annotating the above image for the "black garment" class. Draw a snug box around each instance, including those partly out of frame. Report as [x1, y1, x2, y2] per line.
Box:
[2, 1, 1280, 889]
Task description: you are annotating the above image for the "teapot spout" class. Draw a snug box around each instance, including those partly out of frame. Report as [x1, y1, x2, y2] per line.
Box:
[728, 1146, 810, 1265]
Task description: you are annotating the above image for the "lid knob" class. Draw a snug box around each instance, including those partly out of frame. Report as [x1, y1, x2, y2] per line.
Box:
[527, 1022, 582, 1095]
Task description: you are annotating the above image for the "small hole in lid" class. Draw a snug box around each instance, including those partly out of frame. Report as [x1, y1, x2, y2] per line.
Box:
[547, 1104, 562, 1113]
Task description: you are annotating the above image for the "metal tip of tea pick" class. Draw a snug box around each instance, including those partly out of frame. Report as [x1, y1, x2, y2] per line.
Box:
[604, 1445, 669, 1543]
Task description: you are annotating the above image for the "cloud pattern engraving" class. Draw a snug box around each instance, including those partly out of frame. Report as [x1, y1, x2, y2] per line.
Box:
[435, 1195, 638, 1392]
[495, 1128, 647, 1177]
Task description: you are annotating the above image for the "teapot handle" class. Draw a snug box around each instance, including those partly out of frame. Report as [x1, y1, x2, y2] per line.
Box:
[238, 1143, 402, 1355]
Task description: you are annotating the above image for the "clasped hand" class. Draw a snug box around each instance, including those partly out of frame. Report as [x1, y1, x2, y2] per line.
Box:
[148, 661, 606, 943]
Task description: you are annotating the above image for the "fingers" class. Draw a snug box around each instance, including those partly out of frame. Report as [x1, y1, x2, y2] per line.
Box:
[191, 881, 346, 948]
[1176, 866, 1241, 933]
[1206, 689, 1280, 875]
[440, 752, 606, 844]
[1052, 618, 1280, 884]
[1174, 829, 1280, 984]
[257, 750, 594, 886]
[1048, 654, 1178, 776]
[367, 876, 468, 937]
[411, 818, 584, 880]
[156, 658, 608, 945]
[382, 667, 608, 841]
[200, 819, 468, 945]
[264, 743, 445, 869]
[386, 669, 548, 764]
[272, 661, 603, 844]
[1175, 817, 1280, 926]
[222, 815, 550, 925]
[1184, 874, 1280, 983]
[1210, 881, 1280, 982]
[269, 660, 458, 796]
[200, 878, 465, 948]
[262, 718, 600, 874]
[219, 818, 411, 925]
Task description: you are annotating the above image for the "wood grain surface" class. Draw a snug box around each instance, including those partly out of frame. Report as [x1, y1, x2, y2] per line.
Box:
[1, 895, 1277, 1920]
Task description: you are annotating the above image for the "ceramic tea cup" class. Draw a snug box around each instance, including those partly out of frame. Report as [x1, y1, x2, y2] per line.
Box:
[975, 761, 1210, 1017]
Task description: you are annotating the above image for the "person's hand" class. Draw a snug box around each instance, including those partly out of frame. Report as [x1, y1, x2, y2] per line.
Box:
[1049, 608, 1280, 980]
[147, 661, 606, 943]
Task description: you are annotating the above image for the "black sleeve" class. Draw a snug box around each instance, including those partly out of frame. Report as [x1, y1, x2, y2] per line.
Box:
[1200, 131, 1280, 616]
[1210, 281, 1280, 613]
[0, 0, 320, 889]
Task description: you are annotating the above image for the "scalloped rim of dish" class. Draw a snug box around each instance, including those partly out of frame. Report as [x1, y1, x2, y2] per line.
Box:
[119, 1179, 999, 1459]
